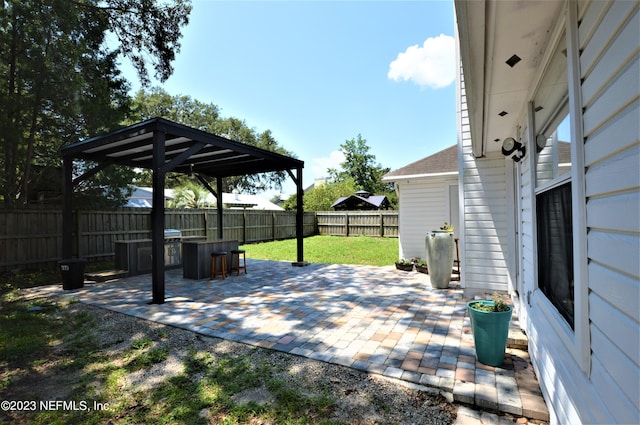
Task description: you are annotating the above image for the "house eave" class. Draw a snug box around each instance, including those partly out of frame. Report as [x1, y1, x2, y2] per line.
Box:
[455, 0, 486, 157]
[383, 171, 458, 182]
[455, 0, 565, 156]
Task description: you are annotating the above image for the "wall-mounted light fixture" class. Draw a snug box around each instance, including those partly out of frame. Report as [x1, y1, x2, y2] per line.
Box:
[501, 137, 526, 162]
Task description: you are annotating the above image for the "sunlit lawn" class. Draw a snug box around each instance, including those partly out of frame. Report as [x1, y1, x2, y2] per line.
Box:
[240, 235, 399, 267]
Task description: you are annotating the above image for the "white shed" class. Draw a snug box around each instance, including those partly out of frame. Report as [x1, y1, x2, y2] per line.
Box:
[383, 145, 459, 261]
[455, 1, 639, 423]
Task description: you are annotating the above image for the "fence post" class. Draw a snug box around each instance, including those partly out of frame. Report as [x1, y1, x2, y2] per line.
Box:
[272, 212, 276, 241]
[380, 211, 384, 237]
[242, 210, 247, 243]
[344, 212, 349, 237]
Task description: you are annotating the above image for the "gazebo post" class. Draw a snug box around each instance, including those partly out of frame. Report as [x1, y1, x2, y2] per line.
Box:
[61, 157, 74, 259]
[151, 130, 166, 304]
[216, 177, 223, 239]
[296, 166, 303, 262]
[292, 166, 308, 266]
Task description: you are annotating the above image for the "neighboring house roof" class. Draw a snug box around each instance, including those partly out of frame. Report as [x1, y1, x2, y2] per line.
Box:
[125, 187, 174, 208]
[217, 192, 283, 210]
[331, 191, 389, 210]
[383, 145, 458, 180]
[126, 186, 283, 210]
[304, 177, 329, 192]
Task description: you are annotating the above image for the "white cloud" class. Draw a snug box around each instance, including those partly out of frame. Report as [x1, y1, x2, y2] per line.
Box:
[311, 150, 345, 181]
[388, 34, 455, 89]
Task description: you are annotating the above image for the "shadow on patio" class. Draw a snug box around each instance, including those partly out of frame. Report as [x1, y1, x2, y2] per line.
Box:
[34, 259, 548, 421]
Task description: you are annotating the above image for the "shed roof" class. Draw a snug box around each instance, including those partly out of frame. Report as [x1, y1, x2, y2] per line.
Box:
[383, 145, 458, 180]
[331, 194, 389, 209]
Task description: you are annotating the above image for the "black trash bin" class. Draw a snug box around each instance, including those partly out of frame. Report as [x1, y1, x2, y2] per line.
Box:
[59, 258, 86, 290]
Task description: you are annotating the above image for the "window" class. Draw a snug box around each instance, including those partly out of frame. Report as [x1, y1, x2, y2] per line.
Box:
[534, 31, 575, 329]
[536, 182, 574, 327]
[536, 113, 572, 188]
[534, 33, 571, 190]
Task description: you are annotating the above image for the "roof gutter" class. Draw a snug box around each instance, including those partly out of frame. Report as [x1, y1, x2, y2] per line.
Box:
[454, 0, 488, 158]
[382, 171, 458, 182]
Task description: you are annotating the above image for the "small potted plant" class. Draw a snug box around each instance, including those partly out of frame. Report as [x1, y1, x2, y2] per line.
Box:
[395, 258, 414, 271]
[425, 221, 455, 289]
[466, 293, 513, 366]
[440, 222, 454, 232]
[415, 259, 429, 274]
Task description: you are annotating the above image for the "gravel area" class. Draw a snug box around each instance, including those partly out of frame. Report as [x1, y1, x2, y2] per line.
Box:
[6, 299, 458, 424]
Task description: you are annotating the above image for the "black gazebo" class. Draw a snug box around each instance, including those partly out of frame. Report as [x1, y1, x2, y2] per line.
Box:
[60, 118, 305, 303]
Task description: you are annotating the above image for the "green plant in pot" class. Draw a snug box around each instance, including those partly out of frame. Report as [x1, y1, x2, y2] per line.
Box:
[425, 221, 455, 289]
[467, 293, 513, 366]
[395, 258, 414, 271]
[415, 259, 429, 274]
[440, 222, 454, 232]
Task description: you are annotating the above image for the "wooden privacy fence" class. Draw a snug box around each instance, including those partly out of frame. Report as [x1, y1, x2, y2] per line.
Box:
[0, 209, 398, 271]
[316, 211, 398, 237]
[0, 209, 316, 271]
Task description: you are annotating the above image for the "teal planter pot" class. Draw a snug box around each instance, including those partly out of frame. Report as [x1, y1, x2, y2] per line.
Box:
[467, 300, 513, 366]
[425, 230, 455, 289]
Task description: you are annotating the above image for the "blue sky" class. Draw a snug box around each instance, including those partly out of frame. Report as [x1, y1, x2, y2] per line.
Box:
[120, 0, 457, 197]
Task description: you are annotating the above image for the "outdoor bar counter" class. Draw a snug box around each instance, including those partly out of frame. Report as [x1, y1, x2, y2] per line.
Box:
[115, 236, 205, 277]
[182, 239, 239, 279]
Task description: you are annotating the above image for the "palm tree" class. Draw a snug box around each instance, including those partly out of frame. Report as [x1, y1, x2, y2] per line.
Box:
[168, 182, 215, 209]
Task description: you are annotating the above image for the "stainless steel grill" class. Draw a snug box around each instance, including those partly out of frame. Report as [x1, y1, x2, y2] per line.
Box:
[164, 229, 182, 240]
[163, 229, 182, 267]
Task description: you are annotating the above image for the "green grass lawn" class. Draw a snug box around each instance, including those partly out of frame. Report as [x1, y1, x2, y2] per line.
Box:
[240, 235, 399, 267]
[0, 292, 341, 425]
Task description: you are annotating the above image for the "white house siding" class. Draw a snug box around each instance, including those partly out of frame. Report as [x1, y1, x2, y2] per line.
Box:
[396, 176, 458, 260]
[456, 59, 512, 295]
[518, 2, 639, 424]
[581, 0, 639, 422]
[536, 137, 567, 186]
[459, 149, 511, 294]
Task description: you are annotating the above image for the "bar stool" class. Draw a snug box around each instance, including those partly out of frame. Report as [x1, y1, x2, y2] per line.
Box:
[230, 249, 247, 275]
[210, 251, 227, 280]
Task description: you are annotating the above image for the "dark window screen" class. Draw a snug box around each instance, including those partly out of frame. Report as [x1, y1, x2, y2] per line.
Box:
[536, 181, 574, 328]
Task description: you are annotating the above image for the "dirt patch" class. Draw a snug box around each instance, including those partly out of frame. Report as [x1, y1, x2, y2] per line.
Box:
[1, 298, 457, 424]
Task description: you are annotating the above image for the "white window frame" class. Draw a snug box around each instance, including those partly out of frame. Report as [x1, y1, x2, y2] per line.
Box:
[529, 1, 590, 376]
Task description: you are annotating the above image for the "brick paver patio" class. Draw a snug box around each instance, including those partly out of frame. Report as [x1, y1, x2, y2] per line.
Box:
[32, 259, 549, 421]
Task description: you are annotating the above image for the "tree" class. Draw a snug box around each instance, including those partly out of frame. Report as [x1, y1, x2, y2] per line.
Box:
[76, 0, 192, 86]
[283, 179, 356, 211]
[130, 88, 296, 194]
[328, 134, 392, 194]
[127, 86, 220, 129]
[167, 182, 215, 209]
[0, 0, 191, 208]
[73, 164, 138, 209]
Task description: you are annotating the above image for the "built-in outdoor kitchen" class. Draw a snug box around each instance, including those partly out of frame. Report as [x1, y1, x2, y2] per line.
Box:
[114, 229, 196, 276]
[114, 230, 238, 279]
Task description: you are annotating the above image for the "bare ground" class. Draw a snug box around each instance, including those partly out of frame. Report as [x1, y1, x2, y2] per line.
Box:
[2, 297, 459, 424]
